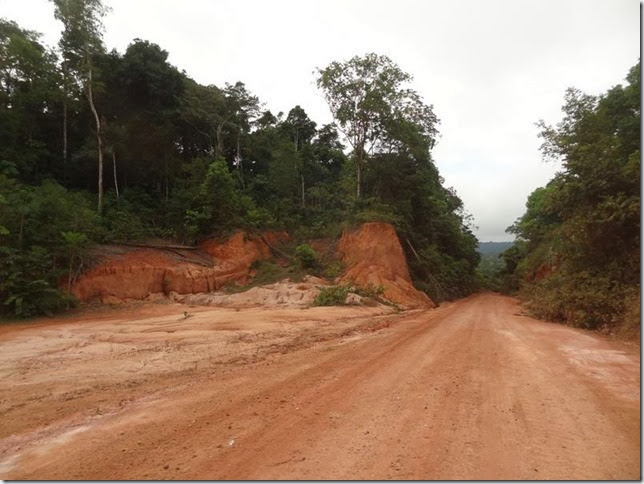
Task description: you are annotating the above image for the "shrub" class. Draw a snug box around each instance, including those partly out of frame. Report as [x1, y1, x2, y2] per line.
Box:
[314, 285, 350, 306]
[0, 246, 73, 318]
[522, 270, 627, 330]
[295, 243, 318, 269]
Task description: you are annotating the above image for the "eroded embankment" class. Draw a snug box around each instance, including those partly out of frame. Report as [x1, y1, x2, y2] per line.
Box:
[70, 232, 287, 303]
[336, 222, 435, 309]
[69, 223, 434, 309]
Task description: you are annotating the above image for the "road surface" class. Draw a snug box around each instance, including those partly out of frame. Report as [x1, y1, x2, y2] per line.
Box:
[0, 293, 639, 479]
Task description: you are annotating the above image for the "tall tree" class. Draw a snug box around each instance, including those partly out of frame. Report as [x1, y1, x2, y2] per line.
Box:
[116, 39, 183, 197]
[503, 61, 640, 329]
[52, 0, 108, 211]
[316, 53, 438, 198]
[224, 81, 260, 189]
[281, 105, 317, 206]
[0, 19, 59, 181]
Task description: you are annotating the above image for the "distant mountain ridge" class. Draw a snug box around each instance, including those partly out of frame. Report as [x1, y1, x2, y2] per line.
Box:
[477, 241, 513, 255]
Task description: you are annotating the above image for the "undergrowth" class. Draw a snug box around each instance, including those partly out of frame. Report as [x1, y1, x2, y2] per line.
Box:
[520, 270, 640, 333]
[222, 260, 307, 293]
[313, 283, 388, 307]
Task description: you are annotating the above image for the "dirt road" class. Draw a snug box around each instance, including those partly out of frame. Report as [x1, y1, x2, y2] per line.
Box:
[0, 293, 639, 479]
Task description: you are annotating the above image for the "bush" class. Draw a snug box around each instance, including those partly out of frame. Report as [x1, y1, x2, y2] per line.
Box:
[295, 243, 318, 269]
[0, 177, 98, 318]
[522, 270, 628, 330]
[314, 285, 350, 306]
[0, 246, 72, 318]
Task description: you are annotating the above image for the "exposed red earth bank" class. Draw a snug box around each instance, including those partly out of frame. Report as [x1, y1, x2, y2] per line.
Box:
[337, 222, 434, 309]
[70, 231, 288, 303]
[69, 222, 434, 309]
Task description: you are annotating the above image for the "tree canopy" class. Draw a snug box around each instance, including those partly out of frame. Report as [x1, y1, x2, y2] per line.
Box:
[1, 3, 480, 317]
[501, 61, 640, 333]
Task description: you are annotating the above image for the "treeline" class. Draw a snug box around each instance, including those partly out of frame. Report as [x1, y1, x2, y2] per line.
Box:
[500, 61, 640, 335]
[0, 0, 479, 317]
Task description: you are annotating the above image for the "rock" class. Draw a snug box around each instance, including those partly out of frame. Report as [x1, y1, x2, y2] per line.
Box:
[345, 293, 363, 305]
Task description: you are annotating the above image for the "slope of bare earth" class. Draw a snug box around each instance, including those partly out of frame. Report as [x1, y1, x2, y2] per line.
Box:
[0, 293, 639, 480]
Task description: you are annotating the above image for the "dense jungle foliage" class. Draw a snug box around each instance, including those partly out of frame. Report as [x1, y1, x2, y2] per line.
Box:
[476, 242, 512, 291]
[0, 0, 480, 317]
[500, 61, 640, 335]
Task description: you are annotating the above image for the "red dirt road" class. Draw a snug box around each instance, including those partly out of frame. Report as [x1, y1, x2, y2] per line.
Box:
[0, 293, 639, 479]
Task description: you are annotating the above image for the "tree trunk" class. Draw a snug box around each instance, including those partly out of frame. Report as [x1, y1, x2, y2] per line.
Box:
[301, 173, 306, 208]
[236, 130, 245, 190]
[67, 257, 73, 309]
[62, 59, 68, 184]
[63, 98, 68, 181]
[112, 151, 119, 201]
[18, 213, 24, 249]
[356, 160, 362, 199]
[216, 123, 224, 157]
[86, 66, 103, 212]
[164, 157, 169, 203]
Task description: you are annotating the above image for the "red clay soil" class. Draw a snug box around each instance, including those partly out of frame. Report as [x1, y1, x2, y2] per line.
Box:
[70, 224, 434, 310]
[337, 222, 435, 309]
[0, 293, 638, 480]
[70, 231, 287, 303]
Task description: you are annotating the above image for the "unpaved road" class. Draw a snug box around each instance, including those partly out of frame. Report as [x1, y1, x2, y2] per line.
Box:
[0, 293, 639, 480]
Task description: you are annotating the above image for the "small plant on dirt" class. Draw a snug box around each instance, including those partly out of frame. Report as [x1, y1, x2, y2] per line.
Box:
[295, 243, 318, 270]
[313, 285, 350, 306]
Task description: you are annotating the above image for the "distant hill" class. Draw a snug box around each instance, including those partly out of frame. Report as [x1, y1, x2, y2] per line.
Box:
[477, 241, 513, 255]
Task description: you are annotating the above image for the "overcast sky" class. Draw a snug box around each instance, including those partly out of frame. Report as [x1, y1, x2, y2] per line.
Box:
[1, 0, 640, 241]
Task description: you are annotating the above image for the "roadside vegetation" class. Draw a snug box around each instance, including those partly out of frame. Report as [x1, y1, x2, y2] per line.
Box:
[0, 0, 480, 317]
[475, 242, 512, 291]
[500, 62, 640, 336]
[314, 283, 387, 307]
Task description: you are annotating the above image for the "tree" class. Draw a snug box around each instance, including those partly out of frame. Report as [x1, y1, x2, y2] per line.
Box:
[280, 105, 317, 207]
[180, 80, 225, 156]
[224, 81, 261, 189]
[52, 0, 109, 211]
[184, 158, 244, 237]
[316, 53, 438, 198]
[0, 15, 484, 314]
[60, 230, 88, 305]
[113, 39, 184, 199]
[504, 61, 640, 330]
[0, 19, 60, 182]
